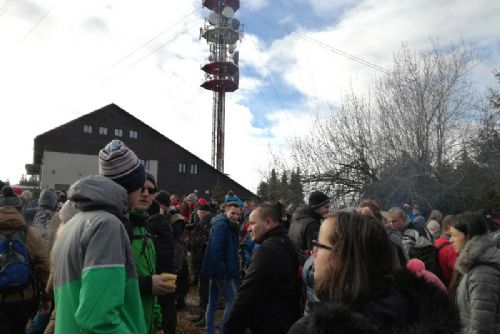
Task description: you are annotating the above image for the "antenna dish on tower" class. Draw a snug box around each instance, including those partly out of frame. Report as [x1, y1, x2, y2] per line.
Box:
[230, 18, 240, 30]
[233, 51, 239, 64]
[221, 6, 235, 18]
[208, 13, 220, 25]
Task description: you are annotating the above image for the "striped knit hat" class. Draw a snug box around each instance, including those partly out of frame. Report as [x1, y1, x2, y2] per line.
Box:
[98, 140, 145, 193]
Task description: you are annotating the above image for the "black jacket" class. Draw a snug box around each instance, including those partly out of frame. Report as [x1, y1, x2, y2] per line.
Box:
[288, 269, 461, 334]
[288, 205, 322, 252]
[225, 225, 301, 334]
[146, 213, 175, 275]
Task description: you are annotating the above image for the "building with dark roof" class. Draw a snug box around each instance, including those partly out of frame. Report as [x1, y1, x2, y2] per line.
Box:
[28, 103, 255, 200]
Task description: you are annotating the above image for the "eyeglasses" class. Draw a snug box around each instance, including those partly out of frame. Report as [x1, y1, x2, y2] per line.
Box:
[312, 240, 334, 252]
[141, 186, 156, 195]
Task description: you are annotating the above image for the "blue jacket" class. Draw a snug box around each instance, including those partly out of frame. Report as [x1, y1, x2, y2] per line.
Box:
[201, 213, 240, 279]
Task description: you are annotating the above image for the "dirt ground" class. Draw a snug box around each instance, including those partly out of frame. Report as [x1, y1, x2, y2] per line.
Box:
[176, 285, 226, 334]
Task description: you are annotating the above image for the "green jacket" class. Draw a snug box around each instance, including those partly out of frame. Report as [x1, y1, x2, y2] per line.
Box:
[52, 176, 147, 334]
[130, 209, 163, 334]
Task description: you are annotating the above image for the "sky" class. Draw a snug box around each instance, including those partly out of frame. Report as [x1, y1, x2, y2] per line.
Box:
[0, 0, 499, 193]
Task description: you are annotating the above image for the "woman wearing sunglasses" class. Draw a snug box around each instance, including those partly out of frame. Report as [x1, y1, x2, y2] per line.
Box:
[288, 211, 460, 334]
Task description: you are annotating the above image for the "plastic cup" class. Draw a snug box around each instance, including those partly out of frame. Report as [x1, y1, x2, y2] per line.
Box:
[161, 273, 177, 285]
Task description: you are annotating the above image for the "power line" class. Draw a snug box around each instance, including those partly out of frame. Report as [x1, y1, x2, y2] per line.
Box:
[0, 0, 14, 17]
[95, 8, 201, 80]
[24, 2, 56, 40]
[100, 21, 198, 82]
[240, 7, 392, 74]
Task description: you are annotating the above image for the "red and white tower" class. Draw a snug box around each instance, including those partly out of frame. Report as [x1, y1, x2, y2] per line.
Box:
[201, 0, 242, 173]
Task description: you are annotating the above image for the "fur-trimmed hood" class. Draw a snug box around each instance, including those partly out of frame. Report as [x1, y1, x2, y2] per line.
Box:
[289, 269, 461, 334]
[455, 235, 500, 274]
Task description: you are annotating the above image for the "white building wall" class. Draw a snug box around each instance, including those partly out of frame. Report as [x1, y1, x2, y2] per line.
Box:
[40, 151, 158, 190]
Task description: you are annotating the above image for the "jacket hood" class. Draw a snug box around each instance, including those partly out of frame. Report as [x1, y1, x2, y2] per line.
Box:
[455, 234, 500, 274]
[0, 206, 25, 230]
[306, 269, 460, 334]
[293, 205, 322, 221]
[68, 175, 128, 216]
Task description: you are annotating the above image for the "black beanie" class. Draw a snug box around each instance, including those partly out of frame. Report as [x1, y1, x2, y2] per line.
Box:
[146, 171, 156, 188]
[155, 190, 171, 207]
[308, 191, 330, 209]
[0, 185, 22, 209]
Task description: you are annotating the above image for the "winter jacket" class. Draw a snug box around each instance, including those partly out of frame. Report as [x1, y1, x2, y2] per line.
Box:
[435, 235, 456, 285]
[225, 225, 301, 334]
[129, 209, 163, 334]
[31, 208, 55, 247]
[455, 235, 500, 333]
[396, 221, 433, 258]
[146, 213, 175, 307]
[51, 175, 147, 334]
[288, 269, 461, 334]
[201, 213, 240, 279]
[288, 205, 322, 252]
[0, 206, 50, 303]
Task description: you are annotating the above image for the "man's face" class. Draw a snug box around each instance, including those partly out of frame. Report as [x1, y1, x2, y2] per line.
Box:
[135, 180, 155, 211]
[315, 202, 331, 218]
[198, 209, 210, 220]
[248, 209, 270, 243]
[388, 214, 406, 230]
[127, 188, 141, 209]
[225, 206, 241, 223]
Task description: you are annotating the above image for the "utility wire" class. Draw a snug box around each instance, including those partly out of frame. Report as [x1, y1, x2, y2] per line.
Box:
[101, 21, 198, 82]
[0, 0, 14, 17]
[240, 7, 392, 74]
[95, 7, 201, 80]
[24, 2, 56, 40]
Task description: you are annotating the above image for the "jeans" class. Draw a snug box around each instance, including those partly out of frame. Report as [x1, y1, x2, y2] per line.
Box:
[205, 278, 236, 334]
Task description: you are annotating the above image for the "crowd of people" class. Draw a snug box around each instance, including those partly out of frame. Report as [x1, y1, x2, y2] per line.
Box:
[1, 139, 500, 333]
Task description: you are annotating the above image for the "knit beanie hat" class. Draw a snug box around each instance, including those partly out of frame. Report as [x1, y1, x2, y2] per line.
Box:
[155, 190, 171, 207]
[407, 259, 447, 291]
[39, 188, 58, 210]
[429, 210, 443, 223]
[308, 191, 330, 209]
[0, 186, 22, 209]
[187, 193, 198, 202]
[146, 171, 156, 188]
[99, 140, 145, 193]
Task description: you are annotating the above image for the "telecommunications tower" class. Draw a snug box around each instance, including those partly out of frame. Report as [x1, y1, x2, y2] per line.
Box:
[200, 0, 242, 173]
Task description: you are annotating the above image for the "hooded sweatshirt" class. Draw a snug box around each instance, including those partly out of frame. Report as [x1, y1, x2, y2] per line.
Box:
[51, 175, 147, 334]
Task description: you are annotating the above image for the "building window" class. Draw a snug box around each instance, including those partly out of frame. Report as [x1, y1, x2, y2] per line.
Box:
[83, 125, 92, 134]
[140, 160, 151, 171]
[115, 128, 123, 137]
[178, 163, 186, 174]
[190, 164, 198, 175]
[99, 127, 108, 135]
[130, 130, 138, 139]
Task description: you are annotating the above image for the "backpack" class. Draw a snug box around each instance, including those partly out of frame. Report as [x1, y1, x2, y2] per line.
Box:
[408, 241, 450, 281]
[0, 225, 31, 293]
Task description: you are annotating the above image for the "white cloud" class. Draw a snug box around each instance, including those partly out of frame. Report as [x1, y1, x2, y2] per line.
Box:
[262, 0, 500, 108]
[0, 0, 499, 193]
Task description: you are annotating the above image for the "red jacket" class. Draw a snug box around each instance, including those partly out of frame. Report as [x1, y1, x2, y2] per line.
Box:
[435, 235, 457, 286]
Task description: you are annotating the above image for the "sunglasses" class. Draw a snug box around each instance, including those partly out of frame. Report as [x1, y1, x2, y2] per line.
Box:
[141, 186, 156, 195]
[312, 240, 334, 252]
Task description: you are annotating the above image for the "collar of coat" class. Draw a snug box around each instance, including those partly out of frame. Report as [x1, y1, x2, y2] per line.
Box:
[455, 234, 496, 274]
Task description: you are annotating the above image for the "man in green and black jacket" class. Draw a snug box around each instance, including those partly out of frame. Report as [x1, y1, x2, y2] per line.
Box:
[130, 172, 174, 334]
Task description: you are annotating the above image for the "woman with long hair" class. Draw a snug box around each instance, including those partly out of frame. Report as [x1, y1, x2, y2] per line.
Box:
[288, 211, 460, 334]
[450, 212, 500, 333]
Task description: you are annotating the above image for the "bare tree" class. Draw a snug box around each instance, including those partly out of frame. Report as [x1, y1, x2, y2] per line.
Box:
[278, 42, 481, 210]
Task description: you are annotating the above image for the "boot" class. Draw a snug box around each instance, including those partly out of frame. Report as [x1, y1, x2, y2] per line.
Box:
[195, 315, 206, 327]
[188, 313, 203, 323]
